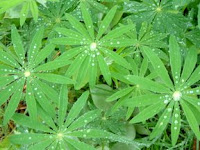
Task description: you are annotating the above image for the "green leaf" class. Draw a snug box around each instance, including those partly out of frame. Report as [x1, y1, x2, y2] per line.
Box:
[58, 85, 68, 127]
[9, 133, 50, 145]
[54, 28, 84, 40]
[100, 38, 136, 47]
[125, 75, 170, 93]
[66, 138, 96, 150]
[0, 0, 24, 14]
[89, 58, 97, 88]
[75, 56, 90, 90]
[198, 4, 200, 29]
[183, 96, 200, 114]
[35, 79, 59, 103]
[181, 100, 200, 140]
[57, 47, 85, 61]
[150, 101, 174, 139]
[180, 46, 197, 83]
[35, 73, 74, 84]
[96, 5, 118, 40]
[142, 46, 173, 89]
[34, 59, 71, 71]
[30, 0, 38, 22]
[28, 139, 54, 150]
[69, 129, 138, 146]
[33, 44, 55, 68]
[11, 25, 25, 63]
[68, 109, 101, 131]
[80, 2, 94, 40]
[3, 79, 24, 125]
[0, 64, 17, 75]
[0, 50, 20, 68]
[171, 102, 181, 146]
[28, 26, 44, 65]
[0, 81, 20, 106]
[169, 36, 182, 85]
[106, 87, 134, 102]
[12, 113, 53, 133]
[139, 57, 148, 77]
[123, 94, 162, 107]
[65, 54, 87, 77]
[20, 2, 29, 26]
[185, 65, 200, 87]
[65, 91, 89, 127]
[37, 106, 57, 131]
[0, 76, 16, 89]
[101, 25, 133, 41]
[51, 37, 86, 45]
[129, 102, 165, 124]
[26, 82, 37, 122]
[101, 48, 131, 70]
[65, 13, 90, 39]
[97, 54, 111, 85]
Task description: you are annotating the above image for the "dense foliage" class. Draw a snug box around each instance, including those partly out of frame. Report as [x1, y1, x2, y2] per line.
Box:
[0, 0, 200, 149]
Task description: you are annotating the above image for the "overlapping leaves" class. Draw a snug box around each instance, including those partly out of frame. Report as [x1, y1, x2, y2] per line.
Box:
[123, 0, 189, 36]
[9, 86, 139, 150]
[108, 36, 200, 145]
[0, 25, 73, 125]
[51, 2, 135, 89]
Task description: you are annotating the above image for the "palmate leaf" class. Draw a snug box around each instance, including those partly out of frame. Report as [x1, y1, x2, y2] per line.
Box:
[51, 3, 134, 89]
[123, 22, 168, 59]
[9, 89, 138, 150]
[123, 0, 188, 35]
[0, 26, 73, 124]
[109, 36, 200, 145]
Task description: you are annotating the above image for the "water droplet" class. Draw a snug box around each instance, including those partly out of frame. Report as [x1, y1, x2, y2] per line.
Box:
[175, 113, 179, 118]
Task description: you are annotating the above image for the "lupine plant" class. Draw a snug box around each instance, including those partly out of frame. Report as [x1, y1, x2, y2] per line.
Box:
[0, 0, 200, 150]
